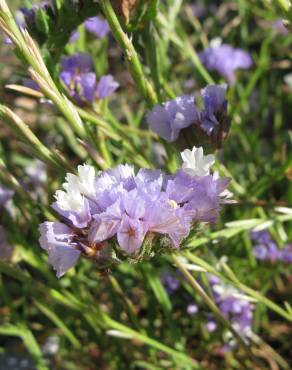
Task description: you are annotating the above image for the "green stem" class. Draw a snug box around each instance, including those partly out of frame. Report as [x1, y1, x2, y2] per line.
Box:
[101, 313, 201, 369]
[99, 0, 158, 107]
[107, 274, 142, 332]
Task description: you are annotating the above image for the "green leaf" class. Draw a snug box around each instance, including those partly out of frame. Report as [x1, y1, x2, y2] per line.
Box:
[0, 324, 48, 370]
[34, 300, 81, 349]
[35, 7, 50, 35]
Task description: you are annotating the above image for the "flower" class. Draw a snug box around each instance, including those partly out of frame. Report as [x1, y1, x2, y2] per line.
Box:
[146, 95, 197, 142]
[208, 274, 254, 344]
[251, 230, 292, 264]
[279, 245, 292, 263]
[60, 54, 119, 105]
[146, 84, 229, 149]
[96, 75, 120, 100]
[199, 84, 228, 136]
[161, 272, 180, 294]
[85, 16, 110, 38]
[187, 304, 199, 315]
[39, 222, 81, 278]
[199, 42, 252, 84]
[181, 146, 215, 176]
[39, 161, 230, 277]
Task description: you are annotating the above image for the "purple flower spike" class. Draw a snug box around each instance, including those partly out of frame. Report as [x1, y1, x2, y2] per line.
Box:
[85, 16, 110, 38]
[200, 84, 228, 135]
[199, 43, 252, 84]
[39, 222, 81, 278]
[96, 75, 119, 99]
[146, 95, 197, 142]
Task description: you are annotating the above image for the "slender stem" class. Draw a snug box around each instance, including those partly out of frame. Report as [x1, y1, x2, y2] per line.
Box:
[99, 0, 158, 107]
[107, 274, 142, 332]
[172, 254, 262, 368]
[101, 313, 201, 369]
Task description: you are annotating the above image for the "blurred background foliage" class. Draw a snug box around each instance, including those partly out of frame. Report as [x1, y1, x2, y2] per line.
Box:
[0, 0, 291, 369]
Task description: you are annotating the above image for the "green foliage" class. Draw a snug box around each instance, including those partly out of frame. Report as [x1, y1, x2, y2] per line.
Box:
[0, 0, 292, 369]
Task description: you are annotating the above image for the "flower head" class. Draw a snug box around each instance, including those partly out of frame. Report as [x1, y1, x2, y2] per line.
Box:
[199, 42, 252, 84]
[146, 95, 196, 142]
[147, 84, 229, 150]
[40, 161, 230, 277]
[60, 54, 119, 105]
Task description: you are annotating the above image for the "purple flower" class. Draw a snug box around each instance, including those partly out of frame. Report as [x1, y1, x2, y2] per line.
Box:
[60, 54, 119, 105]
[85, 16, 110, 38]
[39, 222, 81, 278]
[253, 244, 268, 260]
[251, 230, 292, 263]
[272, 19, 289, 36]
[208, 274, 254, 342]
[161, 272, 180, 294]
[199, 84, 228, 135]
[96, 75, 120, 99]
[250, 230, 271, 245]
[69, 30, 80, 43]
[146, 95, 197, 142]
[187, 304, 199, 315]
[23, 78, 41, 92]
[279, 245, 292, 263]
[199, 43, 252, 84]
[40, 162, 230, 277]
[205, 320, 217, 332]
[147, 85, 229, 149]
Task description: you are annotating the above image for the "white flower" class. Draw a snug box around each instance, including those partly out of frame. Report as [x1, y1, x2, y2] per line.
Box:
[76, 164, 96, 198]
[54, 189, 84, 212]
[53, 164, 96, 212]
[210, 37, 222, 48]
[64, 164, 96, 199]
[181, 146, 215, 176]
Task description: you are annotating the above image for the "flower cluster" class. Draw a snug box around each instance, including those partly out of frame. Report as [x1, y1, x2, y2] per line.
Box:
[161, 269, 254, 347]
[251, 230, 292, 263]
[208, 274, 254, 347]
[147, 84, 229, 150]
[39, 147, 230, 277]
[60, 53, 119, 105]
[199, 40, 252, 84]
